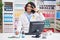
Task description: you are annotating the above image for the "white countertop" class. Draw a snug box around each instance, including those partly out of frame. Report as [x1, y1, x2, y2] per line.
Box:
[0, 33, 60, 40]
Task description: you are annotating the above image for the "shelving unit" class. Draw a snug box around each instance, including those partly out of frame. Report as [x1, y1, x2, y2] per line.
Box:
[36, 0, 56, 32]
[2, 0, 14, 33]
[55, 0, 60, 32]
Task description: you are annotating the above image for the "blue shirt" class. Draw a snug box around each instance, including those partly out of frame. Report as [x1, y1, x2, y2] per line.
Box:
[25, 12, 33, 22]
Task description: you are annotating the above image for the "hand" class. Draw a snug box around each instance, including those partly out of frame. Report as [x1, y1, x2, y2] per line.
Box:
[33, 8, 37, 12]
[15, 31, 19, 35]
[33, 8, 39, 12]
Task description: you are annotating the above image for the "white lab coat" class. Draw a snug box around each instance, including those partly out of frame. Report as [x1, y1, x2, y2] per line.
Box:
[16, 12, 45, 33]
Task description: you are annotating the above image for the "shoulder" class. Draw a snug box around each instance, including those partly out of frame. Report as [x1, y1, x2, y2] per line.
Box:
[19, 13, 26, 19]
[20, 12, 27, 17]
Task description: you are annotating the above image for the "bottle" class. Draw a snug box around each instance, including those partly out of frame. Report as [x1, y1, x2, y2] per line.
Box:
[42, 29, 47, 39]
[19, 29, 22, 38]
[21, 31, 25, 38]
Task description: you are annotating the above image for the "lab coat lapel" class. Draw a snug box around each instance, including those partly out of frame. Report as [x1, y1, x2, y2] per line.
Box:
[24, 14, 29, 23]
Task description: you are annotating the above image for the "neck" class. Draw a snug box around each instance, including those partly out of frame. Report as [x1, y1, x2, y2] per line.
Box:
[27, 11, 31, 15]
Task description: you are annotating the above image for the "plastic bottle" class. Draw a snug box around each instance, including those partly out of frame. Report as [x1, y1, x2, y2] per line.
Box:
[19, 31, 25, 38]
[42, 29, 47, 39]
[21, 31, 25, 38]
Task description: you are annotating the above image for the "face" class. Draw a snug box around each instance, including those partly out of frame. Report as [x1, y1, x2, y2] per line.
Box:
[26, 4, 33, 13]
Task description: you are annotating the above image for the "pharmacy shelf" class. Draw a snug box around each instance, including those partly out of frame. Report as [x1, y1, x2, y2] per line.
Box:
[38, 0, 56, 32]
[56, 0, 60, 32]
[4, 22, 13, 24]
[44, 27, 54, 28]
[14, 2, 27, 4]
[14, 7, 24, 10]
[38, 4, 56, 5]
[56, 18, 60, 19]
[56, 24, 60, 27]
[4, 11, 13, 13]
[44, 23, 54, 28]
[56, 20, 60, 24]
[56, 6, 60, 10]
[45, 17, 54, 19]
[39, 9, 55, 10]
[2, 0, 14, 33]
[3, 0, 13, 2]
